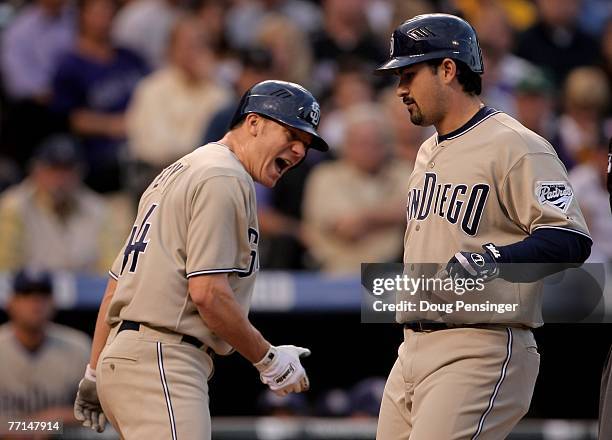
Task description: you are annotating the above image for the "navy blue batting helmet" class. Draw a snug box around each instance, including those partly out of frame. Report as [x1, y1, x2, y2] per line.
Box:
[375, 13, 484, 75]
[230, 80, 328, 152]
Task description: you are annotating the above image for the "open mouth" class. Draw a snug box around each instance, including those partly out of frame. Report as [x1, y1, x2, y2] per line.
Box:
[274, 157, 292, 174]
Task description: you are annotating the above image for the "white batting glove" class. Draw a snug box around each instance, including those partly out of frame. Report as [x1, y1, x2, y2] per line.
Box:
[74, 364, 107, 433]
[253, 345, 311, 396]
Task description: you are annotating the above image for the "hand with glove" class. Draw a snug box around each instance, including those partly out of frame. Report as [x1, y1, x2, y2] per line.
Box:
[445, 243, 501, 282]
[253, 345, 311, 396]
[74, 364, 106, 432]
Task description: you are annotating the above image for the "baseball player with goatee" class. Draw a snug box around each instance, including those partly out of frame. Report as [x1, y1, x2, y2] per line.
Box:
[72, 80, 328, 439]
[375, 14, 592, 439]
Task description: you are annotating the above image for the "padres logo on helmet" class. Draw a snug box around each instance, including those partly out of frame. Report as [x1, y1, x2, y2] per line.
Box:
[230, 80, 328, 152]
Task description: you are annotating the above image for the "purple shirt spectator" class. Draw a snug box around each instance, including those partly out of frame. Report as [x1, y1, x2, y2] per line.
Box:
[1, 2, 75, 100]
[52, 47, 148, 192]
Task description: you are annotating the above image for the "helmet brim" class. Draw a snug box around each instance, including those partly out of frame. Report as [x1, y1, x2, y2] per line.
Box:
[374, 57, 416, 75]
[288, 120, 329, 152]
[250, 111, 329, 152]
[374, 50, 479, 76]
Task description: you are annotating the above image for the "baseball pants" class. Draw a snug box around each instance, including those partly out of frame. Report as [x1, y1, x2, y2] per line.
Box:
[96, 323, 214, 440]
[377, 326, 540, 440]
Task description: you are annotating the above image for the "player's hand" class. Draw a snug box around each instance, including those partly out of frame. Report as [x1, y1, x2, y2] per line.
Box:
[253, 345, 311, 396]
[74, 364, 106, 433]
[445, 244, 500, 282]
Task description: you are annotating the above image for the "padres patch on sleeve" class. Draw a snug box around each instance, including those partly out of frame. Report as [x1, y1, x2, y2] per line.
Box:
[535, 181, 574, 212]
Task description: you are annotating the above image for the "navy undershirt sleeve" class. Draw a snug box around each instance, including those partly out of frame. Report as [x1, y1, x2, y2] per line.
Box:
[495, 228, 592, 264]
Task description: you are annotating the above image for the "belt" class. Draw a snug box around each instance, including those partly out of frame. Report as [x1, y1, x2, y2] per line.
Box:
[404, 322, 453, 332]
[404, 322, 530, 332]
[118, 320, 215, 357]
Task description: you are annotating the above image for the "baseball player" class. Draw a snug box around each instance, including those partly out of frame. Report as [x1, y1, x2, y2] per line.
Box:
[374, 14, 592, 439]
[0, 269, 90, 430]
[72, 80, 328, 439]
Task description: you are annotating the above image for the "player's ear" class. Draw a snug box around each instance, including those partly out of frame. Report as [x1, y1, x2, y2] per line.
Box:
[245, 114, 261, 137]
[440, 58, 457, 85]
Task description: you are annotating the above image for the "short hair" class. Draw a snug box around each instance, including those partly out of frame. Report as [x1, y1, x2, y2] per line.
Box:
[426, 58, 482, 95]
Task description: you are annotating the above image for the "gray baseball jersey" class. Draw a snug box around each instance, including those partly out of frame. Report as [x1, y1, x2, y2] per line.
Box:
[0, 323, 90, 418]
[399, 109, 590, 327]
[107, 142, 259, 354]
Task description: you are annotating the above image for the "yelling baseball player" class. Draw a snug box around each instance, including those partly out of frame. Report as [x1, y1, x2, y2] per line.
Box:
[72, 80, 328, 438]
[374, 14, 592, 439]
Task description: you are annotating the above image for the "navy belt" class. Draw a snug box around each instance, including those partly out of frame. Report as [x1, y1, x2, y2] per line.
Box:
[404, 322, 529, 332]
[404, 322, 451, 332]
[118, 320, 215, 357]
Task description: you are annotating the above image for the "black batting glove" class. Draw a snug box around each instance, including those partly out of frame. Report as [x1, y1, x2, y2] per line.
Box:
[446, 244, 501, 282]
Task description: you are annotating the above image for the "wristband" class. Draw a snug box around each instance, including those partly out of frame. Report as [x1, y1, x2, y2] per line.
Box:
[254, 346, 277, 371]
[85, 364, 97, 382]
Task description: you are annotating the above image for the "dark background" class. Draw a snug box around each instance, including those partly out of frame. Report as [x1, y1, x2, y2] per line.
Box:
[1, 309, 608, 419]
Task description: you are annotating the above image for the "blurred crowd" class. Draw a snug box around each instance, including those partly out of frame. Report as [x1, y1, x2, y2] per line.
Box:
[0, 0, 611, 428]
[0, 0, 611, 277]
[257, 376, 386, 418]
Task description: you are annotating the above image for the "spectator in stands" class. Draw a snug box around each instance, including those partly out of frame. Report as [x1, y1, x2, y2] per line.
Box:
[193, 0, 230, 57]
[1, 0, 74, 102]
[256, 13, 314, 87]
[556, 67, 610, 164]
[569, 144, 612, 261]
[256, 155, 318, 270]
[512, 65, 576, 169]
[599, 17, 612, 116]
[0, 136, 120, 273]
[303, 105, 409, 273]
[387, 0, 434, 39]
[111, 0, 183, 69]
[514, 0, 601, 86]
[224, 0, 322, 50]
[348, 377, 386, 418]
[0, 269, 90, 427]
[315, 389, 351, 417]
[473, 3, 533, 115]
[0, 0, 75, 168]
[318, 59, 375, 152]
[126, 16, 231, 196]
[257, 390, 309, 417]
[378, 87, 429, 165]
[203, 47, 273, 144]
[449, 0, 538, 32]
[52, 0, 149, 193]
[311, 0, 384, 92]
[513, 65, 556, 135]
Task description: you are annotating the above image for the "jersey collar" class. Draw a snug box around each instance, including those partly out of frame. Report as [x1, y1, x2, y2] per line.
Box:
[436, 106, 500, 144]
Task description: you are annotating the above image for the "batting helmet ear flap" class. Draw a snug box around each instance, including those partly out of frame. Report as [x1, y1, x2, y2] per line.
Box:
[230, 80, 329, 152]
